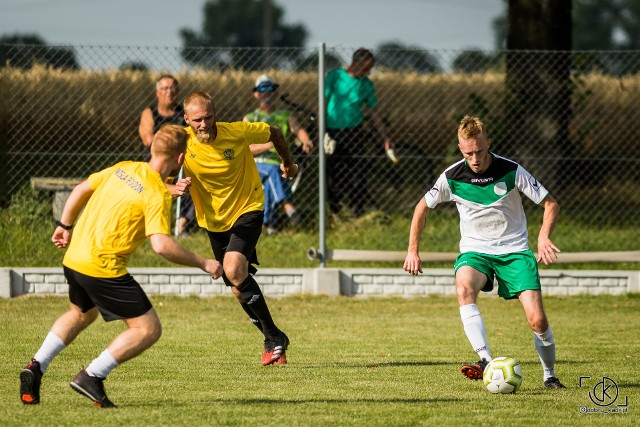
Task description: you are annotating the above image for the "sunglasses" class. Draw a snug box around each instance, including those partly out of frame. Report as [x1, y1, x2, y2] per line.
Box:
[256, 85, 277, 93]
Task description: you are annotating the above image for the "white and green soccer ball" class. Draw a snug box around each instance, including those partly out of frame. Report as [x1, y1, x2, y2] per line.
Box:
[483, 357, 523, 394]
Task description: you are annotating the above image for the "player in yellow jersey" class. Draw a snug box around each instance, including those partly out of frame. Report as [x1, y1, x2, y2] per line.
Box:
[176, 91, 297, 366]
[20, 125, 222, 408]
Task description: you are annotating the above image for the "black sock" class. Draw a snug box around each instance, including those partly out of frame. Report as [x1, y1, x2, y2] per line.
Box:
[223, 273, 264, 334]
[236, 276, 278, 338]
[239, 302, 265, 333]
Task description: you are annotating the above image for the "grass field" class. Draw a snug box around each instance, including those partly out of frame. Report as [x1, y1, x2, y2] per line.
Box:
[1, 294, 638, 426]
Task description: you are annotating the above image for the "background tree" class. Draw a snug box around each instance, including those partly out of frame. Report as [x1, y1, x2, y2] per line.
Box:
[119, 61, 148, 72]
[451, 50, 497, 73]
[494, 1, 640, 49]
[504, 0, 572, 190]
[0, 33, 78, 70]
[573, 0, 640, 73]
[374, 41, 442, 73]
[179, 0, 308, 71]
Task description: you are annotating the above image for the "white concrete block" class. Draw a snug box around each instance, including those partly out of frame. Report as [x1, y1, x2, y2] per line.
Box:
[181, 285, 202, 295]
[159, 284, 181, 295]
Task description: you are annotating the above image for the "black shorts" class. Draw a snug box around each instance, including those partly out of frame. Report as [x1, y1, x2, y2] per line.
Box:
[207, 210, 263, 279]
[64, 266, 153, 322]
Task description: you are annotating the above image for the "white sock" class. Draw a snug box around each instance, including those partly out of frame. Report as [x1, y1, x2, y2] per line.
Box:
[33, 332, 66, 374]
[533, 327, 556, 380]
[460, 304, 492, 361]
[86, 349, 119, 379]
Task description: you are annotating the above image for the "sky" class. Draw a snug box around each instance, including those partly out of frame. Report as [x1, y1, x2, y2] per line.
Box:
[0, 0, 505, 51]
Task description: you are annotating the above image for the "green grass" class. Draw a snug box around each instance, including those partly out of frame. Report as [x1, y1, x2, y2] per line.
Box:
[1, 294, 638, 426]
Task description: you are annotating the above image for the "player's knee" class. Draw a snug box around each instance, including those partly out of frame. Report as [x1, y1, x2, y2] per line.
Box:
[144, 319, 162, 343]
[455, 283, 476, 304]
[223, 266, 247, 286]
[221, 273, 234, 287]
[135, 310, 163, 342]
[528, 314, 548, 333]
[151, 323, 163, 342]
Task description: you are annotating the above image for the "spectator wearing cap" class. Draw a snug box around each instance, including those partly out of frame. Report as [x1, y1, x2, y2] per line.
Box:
[243, 75, 313, 235]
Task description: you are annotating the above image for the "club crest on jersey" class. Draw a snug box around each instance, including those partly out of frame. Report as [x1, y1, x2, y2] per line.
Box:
[494, 182, 508, 196]
[223, 148, 235, 160]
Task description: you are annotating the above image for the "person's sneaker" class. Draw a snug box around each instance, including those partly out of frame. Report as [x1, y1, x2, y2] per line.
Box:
[20, 359, 43, 405]
[261, 331, 290, 366]
[69, 369, 117, 408]
[273, 353, 287, 366]
[261, 338, 270, 365]
[544, 376, 567, 389]
[460, 358, 489, 380]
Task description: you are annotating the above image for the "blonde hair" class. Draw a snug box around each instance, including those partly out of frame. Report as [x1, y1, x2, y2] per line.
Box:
[183, 91, 214, 111]
[458, 115, 489, 141]
[151, 124, 188, 157]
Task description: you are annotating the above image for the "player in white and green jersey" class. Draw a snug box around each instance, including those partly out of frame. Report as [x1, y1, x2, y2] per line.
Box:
[404, 115, 565, 389]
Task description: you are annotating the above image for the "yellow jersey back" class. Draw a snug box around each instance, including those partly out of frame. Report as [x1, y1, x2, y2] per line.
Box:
[63, 161, 172, 277]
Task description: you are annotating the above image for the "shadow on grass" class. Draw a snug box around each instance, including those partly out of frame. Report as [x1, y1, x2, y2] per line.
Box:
[296, 360, 451, 369]
[130, 397, 464, 407]
[365, 361, 451, 368]
[614, 382, 640, 389]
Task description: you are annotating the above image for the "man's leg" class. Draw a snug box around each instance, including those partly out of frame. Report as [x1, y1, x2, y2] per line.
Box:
[325, 131, 340, 214]
[207, 214, 288, 365]
[224, 251, 278, 338]
[70, 308, 162, 407]
[456, 266, 492, 380]
[230, 285, 264, 332]
[224, 251, 288, 366]
[258, 163, 277, 231]
[518, 290, 565, 388]
[101, 307, 162, 366]
[21, 304, 98, 404]
[264, 164, 292, 231]
[346, 130, 369, 216]
[206, 228, 264, 334]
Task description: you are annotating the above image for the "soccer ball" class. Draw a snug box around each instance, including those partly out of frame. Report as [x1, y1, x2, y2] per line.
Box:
[483, 357, 523, 394]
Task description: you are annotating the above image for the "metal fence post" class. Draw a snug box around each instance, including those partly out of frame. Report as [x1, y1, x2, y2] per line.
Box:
[174, 167, 183, 237]
[318, 43, 327, 268]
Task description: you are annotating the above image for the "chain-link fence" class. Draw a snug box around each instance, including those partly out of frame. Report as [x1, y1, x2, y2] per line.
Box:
[1, 44, 639, 266]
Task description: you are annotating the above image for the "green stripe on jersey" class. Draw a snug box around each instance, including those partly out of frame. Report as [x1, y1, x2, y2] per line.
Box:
[448, 170, 516, 205]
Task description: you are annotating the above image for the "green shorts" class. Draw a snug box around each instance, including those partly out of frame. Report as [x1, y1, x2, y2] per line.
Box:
[453, 250, 541, 300]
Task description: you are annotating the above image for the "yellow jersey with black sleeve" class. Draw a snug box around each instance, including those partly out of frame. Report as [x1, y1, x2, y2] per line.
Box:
[183, 122, 270, 232]
[63, 161, 172, 278]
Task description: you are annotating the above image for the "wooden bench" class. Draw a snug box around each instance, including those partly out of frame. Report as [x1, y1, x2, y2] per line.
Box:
[31, 177, 82, 219]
